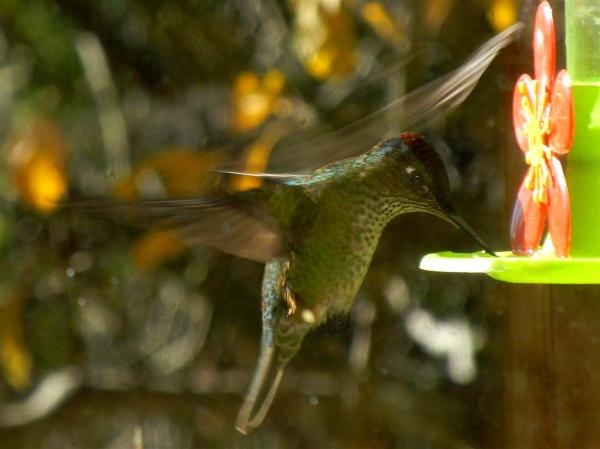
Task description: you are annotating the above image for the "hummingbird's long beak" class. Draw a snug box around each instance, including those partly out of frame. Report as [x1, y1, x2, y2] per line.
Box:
[445, 210, 497, 256]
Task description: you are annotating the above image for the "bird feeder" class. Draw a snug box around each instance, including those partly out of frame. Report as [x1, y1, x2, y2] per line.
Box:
[420, 0, 600, 284]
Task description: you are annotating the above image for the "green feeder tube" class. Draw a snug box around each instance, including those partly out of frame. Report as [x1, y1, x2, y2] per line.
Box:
[565, 0, 600, 257]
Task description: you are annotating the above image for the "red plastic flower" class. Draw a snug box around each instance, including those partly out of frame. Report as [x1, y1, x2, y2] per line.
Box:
[510, 1, 574, 257]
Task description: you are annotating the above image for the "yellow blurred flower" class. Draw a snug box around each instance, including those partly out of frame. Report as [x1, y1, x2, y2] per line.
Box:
[113, 147, 223, 200]
[421, 0, 455, 34]
[488, 0, 518, 32]
[0, 292, 32, 391]
[230, 122, 291, 192]
[231, 70, 286, 133]
[131, 230, 184, 271]
[361, 2, 407, 49]
[291, 0, 356, 80]
[7, 120, 68, 214]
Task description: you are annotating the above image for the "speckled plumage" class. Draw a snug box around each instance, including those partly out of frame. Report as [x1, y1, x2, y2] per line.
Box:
[235, 134, 471, 433]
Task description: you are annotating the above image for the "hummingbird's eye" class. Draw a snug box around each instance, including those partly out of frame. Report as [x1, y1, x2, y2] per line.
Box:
[406, 166, 429, 194]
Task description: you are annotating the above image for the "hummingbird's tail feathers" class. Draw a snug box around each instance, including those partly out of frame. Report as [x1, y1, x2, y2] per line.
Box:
[236, 344, 284, 435]
[261, 23, 523, 173]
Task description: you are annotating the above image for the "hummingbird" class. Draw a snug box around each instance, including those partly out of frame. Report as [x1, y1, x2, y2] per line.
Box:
[89, 133, 494, 434]
[70, 25, 520, 434]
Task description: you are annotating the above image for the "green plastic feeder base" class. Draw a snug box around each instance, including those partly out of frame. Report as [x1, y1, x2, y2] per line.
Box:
[419, 251, 600, 284]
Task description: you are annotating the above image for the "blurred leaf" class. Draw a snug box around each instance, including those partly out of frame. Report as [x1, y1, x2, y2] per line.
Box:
[231, 70, 285, 133]
[6, 2, 79, 84]
[27, 296, 73, 370]
[292, 0, 356, 80]
[131, 230, 185, 271]
[6, 120, 67, 214]
[0, 292, 32, 391]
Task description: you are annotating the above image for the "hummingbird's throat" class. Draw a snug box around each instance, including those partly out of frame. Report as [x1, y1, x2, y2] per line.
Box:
[518, 78, 552, 205]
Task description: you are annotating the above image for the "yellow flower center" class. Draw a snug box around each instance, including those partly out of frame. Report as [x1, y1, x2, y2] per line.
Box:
[518, 79, 552, 204]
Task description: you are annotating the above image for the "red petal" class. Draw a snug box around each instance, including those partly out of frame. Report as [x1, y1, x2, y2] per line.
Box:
[534, 1, 556, 90]
[547, 157, 571, 257]
[513, 74, 533, 153]
[549, 70, 574, 154]
[510, 175, 547, 255]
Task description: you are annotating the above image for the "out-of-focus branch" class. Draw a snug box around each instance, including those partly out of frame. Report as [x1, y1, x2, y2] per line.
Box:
[0, 367, 84, 427]
[75, 32, 131, 180]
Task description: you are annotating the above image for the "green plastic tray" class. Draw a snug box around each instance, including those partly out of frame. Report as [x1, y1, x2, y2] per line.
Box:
[419, 251, 600, 284]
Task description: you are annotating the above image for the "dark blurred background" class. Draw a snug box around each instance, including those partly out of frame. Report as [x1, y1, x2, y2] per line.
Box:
[0, 0, 534, 448]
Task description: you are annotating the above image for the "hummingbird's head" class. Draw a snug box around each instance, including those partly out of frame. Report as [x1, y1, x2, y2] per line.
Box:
[367, 133, 495, 254]
[366, 133, 452, 214]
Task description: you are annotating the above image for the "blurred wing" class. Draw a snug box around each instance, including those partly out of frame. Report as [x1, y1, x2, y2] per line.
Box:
[68, 196, 285, 263]
[265, 23, 522, 173]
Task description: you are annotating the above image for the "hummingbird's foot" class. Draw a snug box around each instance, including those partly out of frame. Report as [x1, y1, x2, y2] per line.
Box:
[279, 259, 298, 316]
[284, 292, 297, 316]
